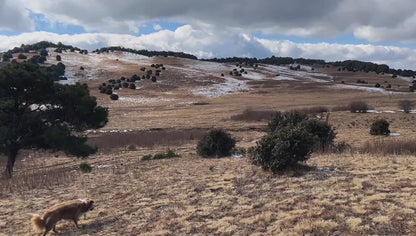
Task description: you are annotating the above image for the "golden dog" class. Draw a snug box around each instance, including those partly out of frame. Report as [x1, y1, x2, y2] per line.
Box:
[31, 199, 94, 236]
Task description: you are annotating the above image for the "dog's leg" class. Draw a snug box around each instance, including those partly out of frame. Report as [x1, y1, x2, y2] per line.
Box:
[52, 224, 58, 233]
[43, 227, 51, 236]
[73, 218, 80, 229]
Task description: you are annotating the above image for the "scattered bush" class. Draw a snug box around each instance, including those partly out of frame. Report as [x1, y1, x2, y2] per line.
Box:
[56, 55, 61, 61]
[399, 100, 414, 113]
[251, 125, 315, 172]
[110, 94, 119, 100]
[129, 84, 136, 89]
[370, 119, 390, 135]
[349, 101, 369, 113]
[79, 162, 92, 173]
[375, 83, 381, 88]
[197, 129, 236, 158]
[105, 89, 113, 95]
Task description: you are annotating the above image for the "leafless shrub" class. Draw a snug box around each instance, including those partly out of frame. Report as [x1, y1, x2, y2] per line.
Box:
[349, 100, 369, 113]
[360, 138, 416, 155]
[230, 109, 275, 121]
[331, 105, 350, 112]
[398, 100, 414, 113]
[296, 106, 329, 115]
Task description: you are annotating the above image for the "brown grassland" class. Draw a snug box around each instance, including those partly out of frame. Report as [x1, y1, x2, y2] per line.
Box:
[1, 52, 416, 235]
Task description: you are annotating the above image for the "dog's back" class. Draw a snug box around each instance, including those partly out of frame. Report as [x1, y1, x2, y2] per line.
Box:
[32, 199, 94, 236]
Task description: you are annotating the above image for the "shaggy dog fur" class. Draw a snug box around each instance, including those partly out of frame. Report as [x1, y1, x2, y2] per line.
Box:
[31, 199, 94, 236]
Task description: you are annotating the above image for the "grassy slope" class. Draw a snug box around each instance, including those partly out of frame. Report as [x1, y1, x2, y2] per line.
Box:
[1, 149, 416, 235]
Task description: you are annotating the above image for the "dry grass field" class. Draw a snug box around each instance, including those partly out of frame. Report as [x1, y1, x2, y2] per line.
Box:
[1, 51, 416, 235]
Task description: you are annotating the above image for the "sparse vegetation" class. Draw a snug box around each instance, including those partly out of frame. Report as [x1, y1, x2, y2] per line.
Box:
[141, 149, 180, 161]
[399, 100, 414, 113]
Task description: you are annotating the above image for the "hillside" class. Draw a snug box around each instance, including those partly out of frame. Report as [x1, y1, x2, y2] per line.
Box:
[1, 45, 416, 235]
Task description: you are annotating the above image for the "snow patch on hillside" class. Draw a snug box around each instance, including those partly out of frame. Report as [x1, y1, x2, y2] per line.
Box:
[261, 64, 332, 83]
[186, 60, 232, 72]
[118, 96, 174, 104]
[193, 77, 249, 98]
[274, 75, 296, 81]
[330, 84, 400, 95]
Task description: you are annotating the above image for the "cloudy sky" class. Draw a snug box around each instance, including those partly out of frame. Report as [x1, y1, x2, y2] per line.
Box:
[1, 0, 416, 69]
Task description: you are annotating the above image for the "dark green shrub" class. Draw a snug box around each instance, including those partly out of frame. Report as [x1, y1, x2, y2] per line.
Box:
[79, 162, 92, 173]
[197, 129, 236, 157]
[105, 89, 113, 95]
[129, 84, 136, 89]
[268, 111, 307, 132]
[151, 76, 157, 82]
[18, 54, 27, 59]
[110, 94, 119, 100]
[56, 55, 61, 61]
[303, 119, 336, 152]
[375, 83, 381, 88]
[251, 125, 315, 172]
[370, 119, 390, 135]
[142, 155, 153, 161]
[349, 101, 369, 113]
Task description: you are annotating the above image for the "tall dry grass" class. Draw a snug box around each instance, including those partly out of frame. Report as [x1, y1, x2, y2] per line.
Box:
[360, 137, 416, 155]
[88, 128, 207, 150]
[231, 106, 330, 122]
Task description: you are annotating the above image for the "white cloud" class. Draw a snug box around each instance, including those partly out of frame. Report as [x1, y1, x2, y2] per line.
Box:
[153, 24, 162, 31]
[18, 0, 416, 44]
[0, 0, 34, 31]
[2, 26, 416, 70]
[257, 38, 416, 69]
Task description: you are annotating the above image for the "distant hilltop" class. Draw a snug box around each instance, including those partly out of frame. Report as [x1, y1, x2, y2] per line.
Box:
[1, 41, 415, 78]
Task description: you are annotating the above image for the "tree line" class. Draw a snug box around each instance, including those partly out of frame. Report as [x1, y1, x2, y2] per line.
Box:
[93, 46, 198, 60]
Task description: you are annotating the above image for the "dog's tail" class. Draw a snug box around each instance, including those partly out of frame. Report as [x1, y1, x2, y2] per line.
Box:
[31, 214, 45, 231]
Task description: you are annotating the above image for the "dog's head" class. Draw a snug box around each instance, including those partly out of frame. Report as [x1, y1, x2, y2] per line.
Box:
[79, 199, 95, 212]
